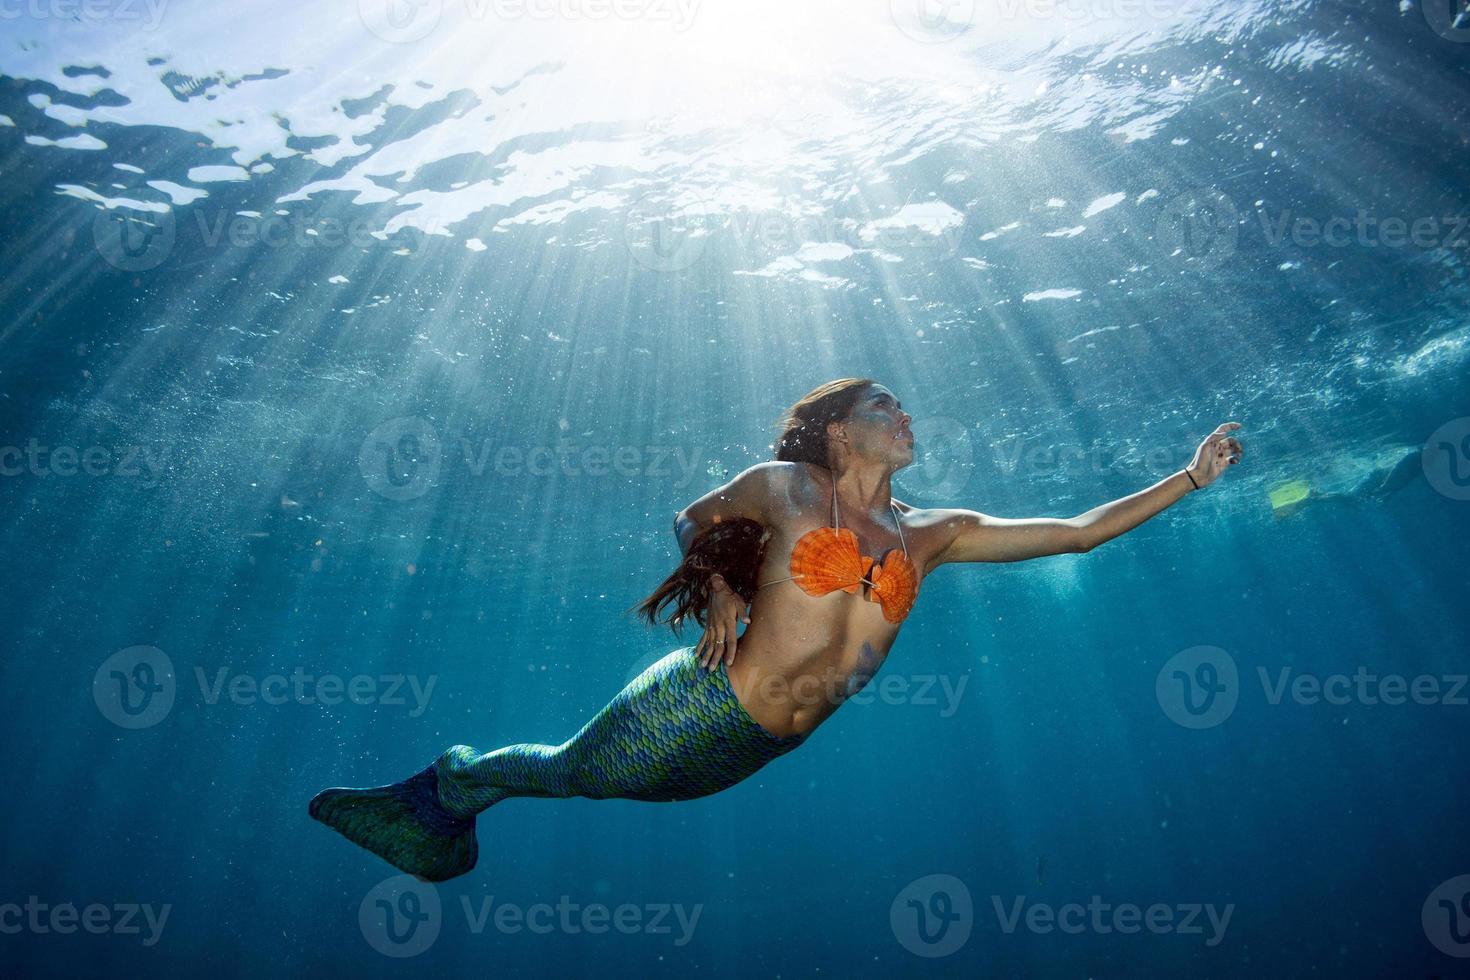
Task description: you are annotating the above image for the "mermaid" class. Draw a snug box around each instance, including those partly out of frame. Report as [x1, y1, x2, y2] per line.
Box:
[310, 379, 1244, 881]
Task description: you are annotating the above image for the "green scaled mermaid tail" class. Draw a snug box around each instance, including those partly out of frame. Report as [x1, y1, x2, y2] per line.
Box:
[311, 647, 807, 881]
[308, 764, 477, 882]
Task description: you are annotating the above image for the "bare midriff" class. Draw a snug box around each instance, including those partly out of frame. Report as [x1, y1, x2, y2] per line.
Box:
[725, 523, 924, 738]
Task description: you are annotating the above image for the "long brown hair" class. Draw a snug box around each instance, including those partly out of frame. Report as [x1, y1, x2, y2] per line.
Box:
[635, 378, 876, 632]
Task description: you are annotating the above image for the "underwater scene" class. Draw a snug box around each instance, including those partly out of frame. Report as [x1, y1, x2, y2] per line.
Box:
[1, 0, 1469, 976]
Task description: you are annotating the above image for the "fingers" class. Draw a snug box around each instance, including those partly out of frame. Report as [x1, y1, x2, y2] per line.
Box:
[698, 618, 748, 670]
[704, 622, 727, 671]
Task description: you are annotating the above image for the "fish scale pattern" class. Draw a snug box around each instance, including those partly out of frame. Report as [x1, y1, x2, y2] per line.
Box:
[433, 646, 807, 818]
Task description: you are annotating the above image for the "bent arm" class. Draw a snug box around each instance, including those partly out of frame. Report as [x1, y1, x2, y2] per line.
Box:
[674, 461, 790, 554]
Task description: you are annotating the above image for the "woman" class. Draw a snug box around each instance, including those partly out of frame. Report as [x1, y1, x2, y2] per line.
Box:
[310, 379, 1243, 881]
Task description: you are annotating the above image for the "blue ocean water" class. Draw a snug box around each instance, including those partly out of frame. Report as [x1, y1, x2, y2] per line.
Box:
[2, 0, 1469, 976]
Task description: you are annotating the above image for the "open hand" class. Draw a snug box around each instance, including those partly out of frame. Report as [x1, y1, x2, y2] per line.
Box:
[695, 573, 749, 671]
[1186, 422, 1244, 489]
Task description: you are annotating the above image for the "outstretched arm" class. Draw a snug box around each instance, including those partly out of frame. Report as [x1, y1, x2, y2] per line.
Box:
[929, 423, 1243, 568]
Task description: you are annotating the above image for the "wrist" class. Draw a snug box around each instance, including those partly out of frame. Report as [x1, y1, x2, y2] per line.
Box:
[1182, 467, 1201, 491]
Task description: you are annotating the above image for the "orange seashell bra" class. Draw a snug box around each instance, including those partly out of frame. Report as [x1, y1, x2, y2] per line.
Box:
[758, 482, 919, 623]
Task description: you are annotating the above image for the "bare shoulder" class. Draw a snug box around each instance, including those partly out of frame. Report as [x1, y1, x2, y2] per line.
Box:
[891, 500, 978, 528]
[741, 461, 837, 525]
[730, 460, 805, 496]
[891, 501, 979, 551]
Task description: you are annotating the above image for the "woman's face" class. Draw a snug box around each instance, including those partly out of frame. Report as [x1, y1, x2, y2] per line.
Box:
[837, 384, 914, 468]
